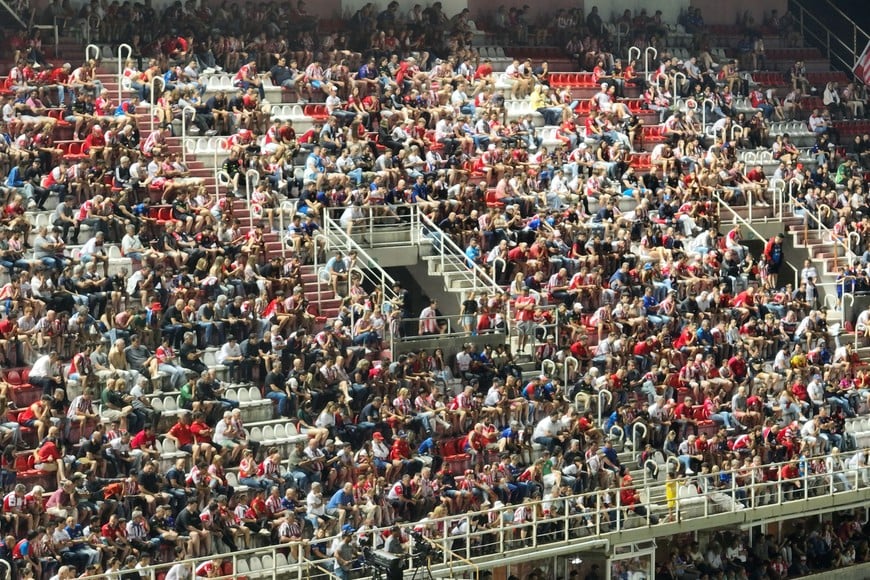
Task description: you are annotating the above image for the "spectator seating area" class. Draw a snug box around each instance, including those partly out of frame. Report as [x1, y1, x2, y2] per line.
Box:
[1, 2, 870, 579]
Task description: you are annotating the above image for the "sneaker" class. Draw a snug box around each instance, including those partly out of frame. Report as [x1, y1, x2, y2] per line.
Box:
[258, 528, 272, 536]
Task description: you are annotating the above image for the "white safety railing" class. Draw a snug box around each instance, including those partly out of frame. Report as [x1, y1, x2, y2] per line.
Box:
[32, 24, 59, 58]
[644, 46, 658, 81]
[790, 0, 870, 84]
[415, 207, 502, 299]
[627, 47, 641, 68]
[597, 388, 612, 427]
[73, 450, 870, 580]
[84, 43, 100, 63]
[700, 96, 714, 128]
[632, 421, 647, 461]
[180, 105, 196, 163]
[321, 209, 400, 344]
[244, 169, 260, 229]
[149, 75, 165, 133]
[714, 190, 800, 288]
[116, 43, 132, 102]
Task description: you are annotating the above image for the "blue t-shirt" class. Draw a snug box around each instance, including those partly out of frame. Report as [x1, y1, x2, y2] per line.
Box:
[327, 489, 354, 510]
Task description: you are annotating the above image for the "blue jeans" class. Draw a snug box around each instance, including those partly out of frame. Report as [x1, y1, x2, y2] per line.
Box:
[240, 476, 270, 490]
[266, 391, 292, 417]
[711, 411, 742, 430]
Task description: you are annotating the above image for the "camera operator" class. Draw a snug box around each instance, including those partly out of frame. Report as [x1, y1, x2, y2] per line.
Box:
[384, 525, 408, 556]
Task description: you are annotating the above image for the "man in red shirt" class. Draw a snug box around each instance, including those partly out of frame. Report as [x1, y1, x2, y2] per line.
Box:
[34, 432, 64, 485]
[727, 351, 749, 385]
[672, 396, 699, 438]
[619, 469, 658, 523]
[18, 394, 51, 441]
[189, 411, 216, 465]
[779, 460, 802, 500]
[514, 286, 537, 354]
[130, 423, 160, 465]
[166, 412, 211, 466]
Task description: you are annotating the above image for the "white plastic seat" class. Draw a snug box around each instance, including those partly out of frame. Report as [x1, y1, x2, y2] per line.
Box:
[248, 386, 261, 401]
[274, 553, 288, 568]
[237, 388, 250, 403]
[261, 555, 273, 571]
[272, 424, 286, 440]
[151, 398, 164, 412]
[262, 425, 275, 443]
[163, 397, 178, 412]
[249, 426, 263, 441]
[236, 559, 250, 574]
[224, 387, 238, 401]
[162, 437, 177, 454]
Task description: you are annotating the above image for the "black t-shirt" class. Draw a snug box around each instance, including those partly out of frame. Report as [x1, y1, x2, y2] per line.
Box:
[179, 343, 199, 369]
[163, 305, 183, 327]
[264, 371, 285, 393]
[359, 403, 380, 423]
[138, 471, 160, 493]
[165, 467, 186, 490]
[196, 380, 218, 401]
[461, 299, 478, 316]
[270, 65, 292, 84]
[149, 515, 169, 538]
[175, 507, 202, 532]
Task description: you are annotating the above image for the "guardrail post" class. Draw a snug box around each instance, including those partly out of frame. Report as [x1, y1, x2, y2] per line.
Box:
[149, 75, 165, 133]
[181, 105, 195, 163]
[117, 43, 132, 102]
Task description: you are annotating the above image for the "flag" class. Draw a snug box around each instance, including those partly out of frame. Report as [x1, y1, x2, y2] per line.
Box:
[854, 41, 870, 86]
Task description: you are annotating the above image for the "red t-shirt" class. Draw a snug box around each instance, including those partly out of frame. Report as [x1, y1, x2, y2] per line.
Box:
[190, 421, 213, 444]
[36, 440, 61, 463]
[168, 422, 194, 447]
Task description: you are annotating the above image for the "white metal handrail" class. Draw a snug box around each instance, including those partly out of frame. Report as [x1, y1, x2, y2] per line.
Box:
[84, 43, 99, 62]
[644, 46, 658, 81]
[180, 105, 196, 163]
[416, 207, 501, 299]
[770, 177, 786, 221]
[597, 388, 612, 427]
[244, 169, 259, 229]
[714, 190, 800, 288]
[149, 75, 166, 133]
[32, 24, 59, 59]
[117, 43, 132, 102]
[700, 96, 714, 128]
[563, 354, 578, 385]
[310, 231, 329, 314]
[627, 47, 641, 69]
[792, 196, 856, 268]
[322, 210, 400, 353]
[632, 421, 648, 460]
[791, 0, 870, 83]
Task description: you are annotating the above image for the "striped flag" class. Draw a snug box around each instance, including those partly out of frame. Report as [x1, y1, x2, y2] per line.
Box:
[854, 41, 870, 86]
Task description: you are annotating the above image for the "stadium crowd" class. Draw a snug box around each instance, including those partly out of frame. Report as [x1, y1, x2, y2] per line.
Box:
[0, 1, 869, 579]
